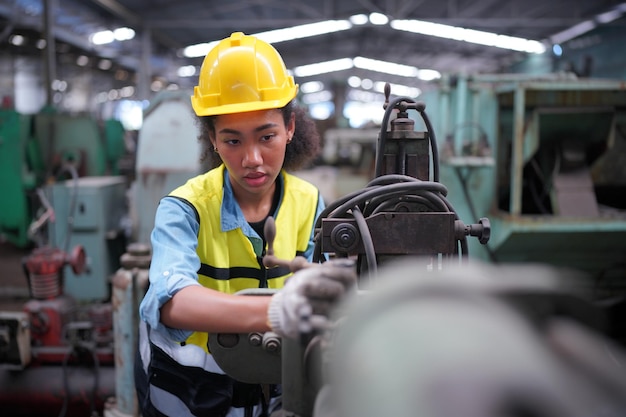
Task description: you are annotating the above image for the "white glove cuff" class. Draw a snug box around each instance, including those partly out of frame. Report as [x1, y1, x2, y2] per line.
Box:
[267, 291, 286, 336]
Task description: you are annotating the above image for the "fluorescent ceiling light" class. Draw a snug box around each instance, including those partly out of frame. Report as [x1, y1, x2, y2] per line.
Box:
[353, 56, 419, 77]
[184, 41, 219, 58]
[550, 20, 596, 44]
[256, 20, 352, 44]
[292, 56, 440, 80]
[373, 81, 421, 98]
[177, 65, 196, 77]
[391, 19, 546, 54]
[369, 13, 389, 25]
[183, 20, 352, 58]
[300, 81, 325, 93]
[90, 27, 135, 45]
[301, 90, 333, 104]
[293, 58, 354, 77]
[349, 14, 368, 25]
[596, 3, 626, 23]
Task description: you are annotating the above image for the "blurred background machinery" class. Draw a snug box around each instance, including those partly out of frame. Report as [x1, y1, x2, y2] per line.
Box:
[419, 74, 626, 287]
[0, 106, 126, 249]
[129, 90, 204, 245]
[0, 89, 207, 416]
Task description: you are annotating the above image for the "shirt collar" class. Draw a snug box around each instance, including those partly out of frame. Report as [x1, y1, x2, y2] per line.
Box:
[220, 169, 284, 235]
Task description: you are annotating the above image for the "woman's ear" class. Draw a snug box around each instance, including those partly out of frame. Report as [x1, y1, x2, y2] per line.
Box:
[208, 132, 217, 150]
[287, 112, 296, 138]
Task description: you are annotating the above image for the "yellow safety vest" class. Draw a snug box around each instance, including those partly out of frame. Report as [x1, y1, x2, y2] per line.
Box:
[168, 165, 319, 351]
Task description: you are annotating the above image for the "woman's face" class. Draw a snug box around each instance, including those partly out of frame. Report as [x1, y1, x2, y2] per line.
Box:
[211, 108, 295, 202]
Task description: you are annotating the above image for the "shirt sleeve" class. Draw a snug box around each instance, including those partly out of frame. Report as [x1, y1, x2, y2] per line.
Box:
[139, 196, 202, 341]
[302, 192, 326, 262]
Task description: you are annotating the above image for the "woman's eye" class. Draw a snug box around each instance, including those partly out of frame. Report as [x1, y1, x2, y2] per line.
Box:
[261, 134, 275, 141]
[225, 139, 239, 145]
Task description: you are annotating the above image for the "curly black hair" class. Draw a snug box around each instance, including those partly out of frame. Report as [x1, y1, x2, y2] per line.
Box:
[196, 100, 320, 171]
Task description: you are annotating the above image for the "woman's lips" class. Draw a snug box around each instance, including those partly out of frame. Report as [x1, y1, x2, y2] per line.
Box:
[244, 172, 267, 187]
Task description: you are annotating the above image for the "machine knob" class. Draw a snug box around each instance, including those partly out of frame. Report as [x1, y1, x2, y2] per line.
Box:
[469, 217, 491, 244]
[330, 223, 360, 253]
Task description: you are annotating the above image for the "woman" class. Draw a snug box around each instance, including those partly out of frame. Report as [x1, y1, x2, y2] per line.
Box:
[134, 32, 353, 417]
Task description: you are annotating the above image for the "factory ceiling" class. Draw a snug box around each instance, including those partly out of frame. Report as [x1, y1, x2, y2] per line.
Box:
[1, 0, 625, 95]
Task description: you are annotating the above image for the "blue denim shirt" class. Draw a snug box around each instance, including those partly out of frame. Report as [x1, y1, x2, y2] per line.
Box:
[139, 170, 325, 341]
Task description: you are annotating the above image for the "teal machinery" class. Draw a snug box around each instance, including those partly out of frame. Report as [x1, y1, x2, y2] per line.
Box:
[418, 73, 626, 291]
[0, 107, 126, 248]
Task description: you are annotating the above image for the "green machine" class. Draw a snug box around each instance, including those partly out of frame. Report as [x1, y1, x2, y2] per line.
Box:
[419, 74, 626, 287]
[0, 107, 126, 248]
[0, 108, 40, 248]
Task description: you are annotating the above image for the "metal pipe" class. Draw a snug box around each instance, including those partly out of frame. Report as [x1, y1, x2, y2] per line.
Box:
[0, 365, 115, 417]
[42, 0, 57, 107]
[510, 84, 526, 215]
[454, 74, 468, 156]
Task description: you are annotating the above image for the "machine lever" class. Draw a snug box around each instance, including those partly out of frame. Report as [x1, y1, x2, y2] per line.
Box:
[263, 216, 312, 272]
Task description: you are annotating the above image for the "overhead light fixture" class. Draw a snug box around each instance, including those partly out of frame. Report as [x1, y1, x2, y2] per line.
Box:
[300, 81, 325, 94]
[369, 13, 389, 25]
[98, 59, 112, 70]
[76, 55, 89, 66]
[301, 90, 333, 105]
[183, 20, 352, 58]
[349, 14, 368, 25]
[177, 65, 196, 77]
[549, 20, 596, 45]
[390, 19, 546, 54]
[256, 20, 352, 44]
[184, 41, 219, 59]
[292, 56, 440, 80]
[293, 58, 354, 77]
[353, 57, 418, 77]
[373, 81, 420, 97]
[9, 34, 25, 46]
[347, 76, 362, 88]
[90, 27, 135, 45]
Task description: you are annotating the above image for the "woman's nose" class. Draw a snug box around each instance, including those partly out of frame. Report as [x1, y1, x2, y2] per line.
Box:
[243, 144, 262, 167]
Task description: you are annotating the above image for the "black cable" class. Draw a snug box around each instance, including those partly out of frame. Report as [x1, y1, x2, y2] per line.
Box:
[375, 96, 413, 177]
[351, 206, 377, 280]
[418, 106, 440, 182]
[312, 175, 465, 265]
[57, 344, 100, 417]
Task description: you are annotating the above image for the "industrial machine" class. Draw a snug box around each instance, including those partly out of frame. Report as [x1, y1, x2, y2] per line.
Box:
[0, 106, 126, 249]
[419, 73, 626, 286]
[208, 81, 626, 417]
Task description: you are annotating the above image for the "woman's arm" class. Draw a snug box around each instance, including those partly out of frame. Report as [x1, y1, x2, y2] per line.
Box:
[161, 285, 272, 333]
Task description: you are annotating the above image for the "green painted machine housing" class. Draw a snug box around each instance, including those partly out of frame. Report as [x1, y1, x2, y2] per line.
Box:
[0, 108, 126, 248]
[0, 109, 39, 247]
[419, 74, 626, 285]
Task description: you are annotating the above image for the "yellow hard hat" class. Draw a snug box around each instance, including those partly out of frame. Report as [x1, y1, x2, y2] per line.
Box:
[191, 32, 298, 116]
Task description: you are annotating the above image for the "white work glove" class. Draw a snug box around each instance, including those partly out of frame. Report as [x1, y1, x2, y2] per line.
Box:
[268, 259, 356, 339]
